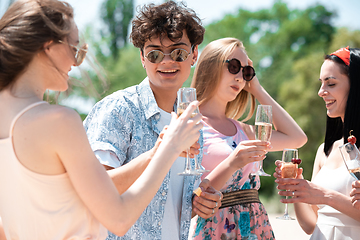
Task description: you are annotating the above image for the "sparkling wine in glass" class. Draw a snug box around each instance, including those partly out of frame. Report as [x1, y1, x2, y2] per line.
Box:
[254, 105, 272, 176]
[277, 148, 298, 220]
[177, 88, 207, 175]
[339, 143, 360, 180]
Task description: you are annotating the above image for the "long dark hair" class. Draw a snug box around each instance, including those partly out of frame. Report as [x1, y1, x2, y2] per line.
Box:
[324, 48, 360, 155]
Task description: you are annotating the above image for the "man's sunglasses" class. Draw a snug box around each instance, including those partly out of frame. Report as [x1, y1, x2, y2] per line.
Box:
[145, 47, 192, 64]
[225, 58, 256, 81]
[58, 40, 88, 66]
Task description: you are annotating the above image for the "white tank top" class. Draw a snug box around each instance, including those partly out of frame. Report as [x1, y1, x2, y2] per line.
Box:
[0, 102, 107, 240]
[311, 164, 360, 240]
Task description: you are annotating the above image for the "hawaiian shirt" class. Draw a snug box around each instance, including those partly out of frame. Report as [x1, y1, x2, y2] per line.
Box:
[83, 78, 203, 240]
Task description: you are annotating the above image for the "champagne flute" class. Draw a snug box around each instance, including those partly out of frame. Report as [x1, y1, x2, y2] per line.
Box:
[339, 143, 360, 180]
[277, 148, 298, 220]
[254, 105, 272, 176]
[177, 88, 206, 175]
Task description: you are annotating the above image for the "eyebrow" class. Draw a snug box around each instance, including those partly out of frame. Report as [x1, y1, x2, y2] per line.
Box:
[144, 42, 189, 50]
[318, 76, 336, 81]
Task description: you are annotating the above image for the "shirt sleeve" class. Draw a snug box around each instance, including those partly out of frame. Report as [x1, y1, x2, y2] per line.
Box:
[83, 95, 133, 166]
[95, 150, 121, 169]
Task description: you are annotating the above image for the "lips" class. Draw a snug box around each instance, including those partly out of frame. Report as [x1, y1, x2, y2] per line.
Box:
[325, 100, 335, 108]
[230, 85, 240, 92]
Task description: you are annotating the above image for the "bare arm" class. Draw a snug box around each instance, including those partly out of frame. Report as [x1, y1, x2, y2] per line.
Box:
[105, 139, 160, 195]
[244, 60, 307, 151]
[54, 102, 203, 236]
[105, 130, 199, 195]
[0, 218, 5, 240]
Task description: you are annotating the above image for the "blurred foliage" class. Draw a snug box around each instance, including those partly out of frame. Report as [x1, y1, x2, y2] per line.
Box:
[74, 0, 360, 197]
[100, 0, 134, 59]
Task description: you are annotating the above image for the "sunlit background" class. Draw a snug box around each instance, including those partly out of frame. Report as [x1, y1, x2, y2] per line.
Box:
[1, 0, 360, 211]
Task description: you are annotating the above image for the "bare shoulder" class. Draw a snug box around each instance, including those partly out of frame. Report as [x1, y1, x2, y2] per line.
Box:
[40, 105, 83, 135]
[316, 143, 325, 155]
[315, 143, 326, 166]
[17, 104, 83, 139]
[311, 143, 326, 179]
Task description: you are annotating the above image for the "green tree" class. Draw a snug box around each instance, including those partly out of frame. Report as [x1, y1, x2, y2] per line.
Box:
[100, 0, 134, 60]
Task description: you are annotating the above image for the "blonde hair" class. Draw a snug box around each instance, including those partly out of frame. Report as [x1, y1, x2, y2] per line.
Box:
[191, 37, 255, 121]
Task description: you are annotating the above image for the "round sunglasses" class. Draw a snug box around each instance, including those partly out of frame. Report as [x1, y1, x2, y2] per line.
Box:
[58, 40, 88, 66]
[145, 47, 192, 63]
[225, 58, 256, 81]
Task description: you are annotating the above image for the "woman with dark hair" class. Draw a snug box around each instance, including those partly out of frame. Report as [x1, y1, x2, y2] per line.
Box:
[0, 0, 203, 239]
[274, 47, 360, 239]
[189, 37, 307, 239]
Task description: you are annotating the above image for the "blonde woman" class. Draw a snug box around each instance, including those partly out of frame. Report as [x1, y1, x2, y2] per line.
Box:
[189, 37, 307, 239]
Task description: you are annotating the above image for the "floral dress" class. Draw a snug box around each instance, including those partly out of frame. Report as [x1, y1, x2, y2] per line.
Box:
[190, 119, 275, 240]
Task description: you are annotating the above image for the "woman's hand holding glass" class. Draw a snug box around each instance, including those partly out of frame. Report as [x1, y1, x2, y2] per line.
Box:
[160, 101, 203, 162]
[274, 159, 328, 207]
[226, 140, 269, 171]
[275, 149, 299, 220]
[156, 126, 201, 159]
[350, 180, 360, 210]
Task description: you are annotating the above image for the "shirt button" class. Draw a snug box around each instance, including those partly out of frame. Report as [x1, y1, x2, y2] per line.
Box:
[162, 191, 166, 196]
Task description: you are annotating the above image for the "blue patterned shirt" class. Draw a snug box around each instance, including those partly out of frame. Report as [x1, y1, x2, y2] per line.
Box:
[83, 78, 203, 240]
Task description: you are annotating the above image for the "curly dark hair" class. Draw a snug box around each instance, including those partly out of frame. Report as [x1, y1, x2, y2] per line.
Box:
[130, 1, 205, 51]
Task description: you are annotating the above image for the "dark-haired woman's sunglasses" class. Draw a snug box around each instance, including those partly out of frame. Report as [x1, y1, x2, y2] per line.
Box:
[225, 58, 256, 81]
[59, 40, 88, 66]
[145, 48, 192, 63]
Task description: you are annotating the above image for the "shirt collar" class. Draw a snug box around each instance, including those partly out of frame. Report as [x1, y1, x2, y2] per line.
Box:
[138, 78, 161, 120]
[138, 77, 177, 120]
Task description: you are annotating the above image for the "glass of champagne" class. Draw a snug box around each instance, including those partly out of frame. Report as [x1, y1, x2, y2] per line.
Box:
[254, 105, 272, 176]
[177, 88, 207, 175]
[339, 143, 360, 180]
[277, 148, 298, 220]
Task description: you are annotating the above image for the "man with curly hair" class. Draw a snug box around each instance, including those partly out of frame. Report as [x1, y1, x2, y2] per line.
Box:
[84, 1, 222, 239]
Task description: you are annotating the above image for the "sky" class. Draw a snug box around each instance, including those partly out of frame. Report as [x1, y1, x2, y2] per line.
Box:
[63, 0, 360, 32]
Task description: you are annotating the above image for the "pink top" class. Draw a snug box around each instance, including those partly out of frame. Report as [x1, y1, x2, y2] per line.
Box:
[0, 102, 107, 240]
[190, 119, 274, 239]
[200, 119, 260, 192]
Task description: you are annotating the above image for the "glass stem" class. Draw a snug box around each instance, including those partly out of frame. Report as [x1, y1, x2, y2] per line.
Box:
[284, 196, 289, 215]
[259, 160, 264, 170]
[185, 148, 191, 171]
